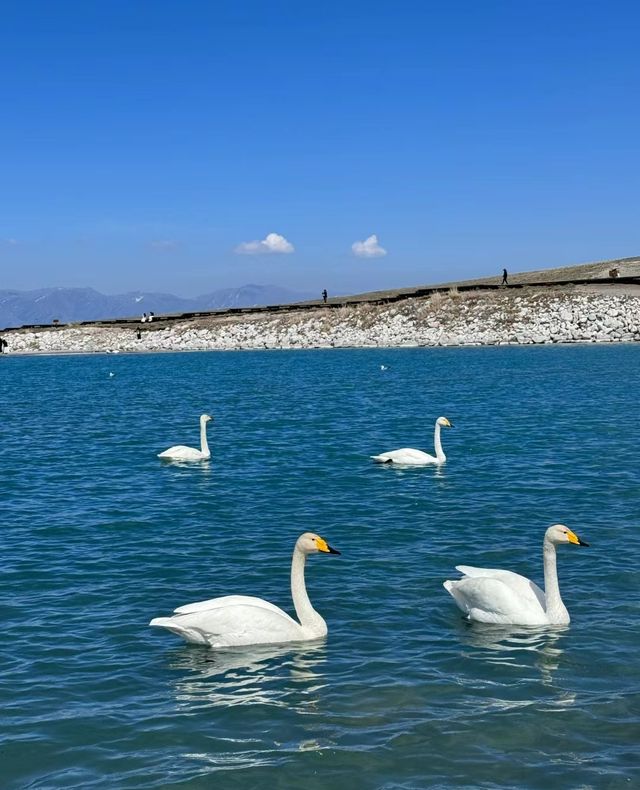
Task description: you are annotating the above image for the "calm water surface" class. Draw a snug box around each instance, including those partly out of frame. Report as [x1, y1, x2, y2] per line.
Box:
[1, 346, 639, 789]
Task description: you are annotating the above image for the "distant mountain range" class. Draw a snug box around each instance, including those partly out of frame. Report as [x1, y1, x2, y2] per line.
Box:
[0, 284, 316, 328]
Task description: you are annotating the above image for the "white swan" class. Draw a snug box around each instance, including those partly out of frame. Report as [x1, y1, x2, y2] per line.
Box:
[150, 533, 341, 647]
[158, 414, 213, 461]
[371, 416, 453, 465]
[443, 524, 589, 625]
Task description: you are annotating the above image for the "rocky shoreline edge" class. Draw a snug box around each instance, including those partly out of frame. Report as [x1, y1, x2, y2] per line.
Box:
[3, 286, 640, 355]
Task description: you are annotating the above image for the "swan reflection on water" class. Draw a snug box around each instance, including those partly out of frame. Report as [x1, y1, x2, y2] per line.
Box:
[159, 458, 212, 475]
[378, 461, 449, 487]
[460, 621, 568, 655]
[457, 622, 576, 704]
[166, 640, 328, 710]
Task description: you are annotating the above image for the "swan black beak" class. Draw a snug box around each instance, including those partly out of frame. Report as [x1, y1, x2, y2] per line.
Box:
[567, 529, 589, 547]
[315, 536, 341, 555]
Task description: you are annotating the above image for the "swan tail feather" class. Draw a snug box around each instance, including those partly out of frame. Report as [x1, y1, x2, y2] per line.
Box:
[370, 454, 392, 463]
[149, 616, 173, 628]
[455, 565, 482, 577]
[443, 579, 472, 615]
[149, 617, 209, 645]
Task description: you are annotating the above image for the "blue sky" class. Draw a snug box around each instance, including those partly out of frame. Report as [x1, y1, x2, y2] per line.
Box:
[1, 0, 639, 296]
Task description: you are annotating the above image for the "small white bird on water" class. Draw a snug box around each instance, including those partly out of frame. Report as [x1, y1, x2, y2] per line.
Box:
[443, 524, 590, 626]
[371, 416, 453, 465]
[149, 532, 341, 647]
[158, 414, 213, 461]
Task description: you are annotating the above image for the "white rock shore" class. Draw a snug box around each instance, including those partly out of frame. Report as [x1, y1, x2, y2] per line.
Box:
[4, 287, 640, 355]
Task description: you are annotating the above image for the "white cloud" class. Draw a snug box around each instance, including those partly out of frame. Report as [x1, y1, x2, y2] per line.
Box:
[235, 232, 294, 255]
[150, 239, 178, 251]
[351, 234, 387, 258]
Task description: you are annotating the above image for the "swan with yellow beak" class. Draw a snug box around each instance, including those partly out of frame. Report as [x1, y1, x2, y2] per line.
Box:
[371, 416, 453, 466]
[150, 533, 341, 647]
[444, 524, 589, 625]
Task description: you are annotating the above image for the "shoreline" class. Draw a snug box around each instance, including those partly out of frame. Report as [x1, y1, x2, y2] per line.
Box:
[4, 341, 640, 361]
[3, 286, 640, 356]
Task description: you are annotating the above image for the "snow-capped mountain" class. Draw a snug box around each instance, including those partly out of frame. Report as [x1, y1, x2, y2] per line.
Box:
[0, 285, 315, 328]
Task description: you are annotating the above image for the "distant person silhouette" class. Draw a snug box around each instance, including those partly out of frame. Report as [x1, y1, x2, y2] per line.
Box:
[502, 268, 509, 286]
[136, 327, 142, 340]
[0, 337, 6, 353]
[322, 289, 328, 303]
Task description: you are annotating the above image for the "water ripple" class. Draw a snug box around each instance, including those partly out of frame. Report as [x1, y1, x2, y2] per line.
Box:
[1, 346, 639, 789]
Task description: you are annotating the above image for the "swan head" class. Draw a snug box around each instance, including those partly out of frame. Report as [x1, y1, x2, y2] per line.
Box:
[545, 523, 589, 547]
[200, 414, 213, 424]
[296, 532, 341, 556]
[437, 417, 453, 428]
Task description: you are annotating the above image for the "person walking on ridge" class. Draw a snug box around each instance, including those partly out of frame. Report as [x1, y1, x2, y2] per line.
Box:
[322, 289, 328, 303]
[502, 268, 509, 286]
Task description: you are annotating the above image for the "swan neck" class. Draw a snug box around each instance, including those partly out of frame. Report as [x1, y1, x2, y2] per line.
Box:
[543, 539, 568, 624]
[433, 422, 446, 462]
[199, 420, 210, 455]
[291, 547, 326, 636]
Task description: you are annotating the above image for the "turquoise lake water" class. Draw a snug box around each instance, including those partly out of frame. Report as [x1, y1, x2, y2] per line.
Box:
[1, 346, 639, 789]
